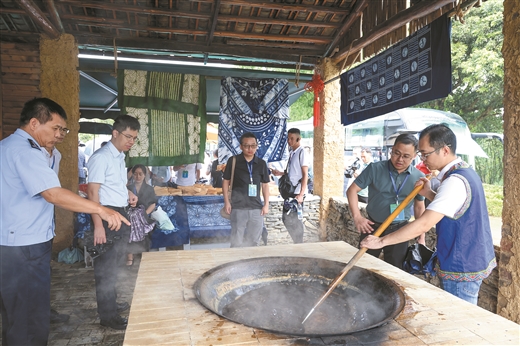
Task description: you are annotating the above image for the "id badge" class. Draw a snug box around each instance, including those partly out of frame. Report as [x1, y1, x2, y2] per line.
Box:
[182, 170, 188, 178]
[248, 184, 257, 197]
[390, 203, 405, 221]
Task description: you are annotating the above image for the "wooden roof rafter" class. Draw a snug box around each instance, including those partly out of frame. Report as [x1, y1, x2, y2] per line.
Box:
[1, 0, 484, 70]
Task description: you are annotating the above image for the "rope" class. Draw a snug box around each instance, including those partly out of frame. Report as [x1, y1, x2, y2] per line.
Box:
[113, 38, 118, 76]
[295, 55, 302, 88]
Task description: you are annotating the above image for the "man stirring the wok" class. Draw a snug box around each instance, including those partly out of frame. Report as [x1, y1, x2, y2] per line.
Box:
[361, 124, 496, 305]
[347, 134, 426, 269]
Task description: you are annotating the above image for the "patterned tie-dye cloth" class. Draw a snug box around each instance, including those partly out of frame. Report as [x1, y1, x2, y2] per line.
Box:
[218, 77, 289, 164]
[118, 70, 207, 166]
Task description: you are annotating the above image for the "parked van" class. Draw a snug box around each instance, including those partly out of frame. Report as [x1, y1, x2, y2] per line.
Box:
[344, 107, 488, 167]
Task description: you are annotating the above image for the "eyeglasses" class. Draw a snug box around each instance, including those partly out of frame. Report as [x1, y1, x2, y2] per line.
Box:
[54, 126, 70, 134]
[242, 144, 257, 149]
[418, 144, 450, 161]
[390, 151, 413, 161]
[118, 131, 138, 142]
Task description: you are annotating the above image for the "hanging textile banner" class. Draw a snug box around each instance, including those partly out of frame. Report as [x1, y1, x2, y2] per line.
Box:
[341, 14, 452, 125]
[118, 70, 207, 166]
[218, 77, 289, 164]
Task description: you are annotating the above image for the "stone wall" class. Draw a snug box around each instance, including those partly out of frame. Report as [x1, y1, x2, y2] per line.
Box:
[323, 197, 499, 314]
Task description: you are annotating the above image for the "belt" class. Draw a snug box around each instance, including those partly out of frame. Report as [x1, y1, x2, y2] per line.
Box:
[368, 216, 409, 229]
[105, 205, 128, 213]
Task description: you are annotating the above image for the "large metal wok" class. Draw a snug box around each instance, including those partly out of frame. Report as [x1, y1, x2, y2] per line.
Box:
[194, 256, 405, 336]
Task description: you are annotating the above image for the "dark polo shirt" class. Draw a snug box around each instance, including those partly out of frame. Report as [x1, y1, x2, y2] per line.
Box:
[354, 160, 425, 223]
[223, 153, 270, 210]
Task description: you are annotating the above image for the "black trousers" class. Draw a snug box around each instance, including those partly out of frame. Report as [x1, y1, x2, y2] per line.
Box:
[1, 240, 52, 346]
[359, 220, 409, 269]
[93, 206, 130, 320]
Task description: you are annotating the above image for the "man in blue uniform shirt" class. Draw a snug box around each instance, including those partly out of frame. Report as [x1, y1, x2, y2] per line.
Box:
[0, 98, 129, 346]
[87, 114, 140, 330]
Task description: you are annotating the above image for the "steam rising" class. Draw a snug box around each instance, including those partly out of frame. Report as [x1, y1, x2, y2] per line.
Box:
[195, 257, 404, 336]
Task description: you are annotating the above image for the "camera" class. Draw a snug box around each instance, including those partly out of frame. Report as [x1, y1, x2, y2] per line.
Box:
[344, 157, 361, 178]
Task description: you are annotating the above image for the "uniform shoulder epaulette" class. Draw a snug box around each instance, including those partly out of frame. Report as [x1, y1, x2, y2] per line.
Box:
[28, 138, 40, 150]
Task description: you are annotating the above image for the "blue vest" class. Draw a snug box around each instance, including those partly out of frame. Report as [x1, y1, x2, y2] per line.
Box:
[436, 163, 496, 281]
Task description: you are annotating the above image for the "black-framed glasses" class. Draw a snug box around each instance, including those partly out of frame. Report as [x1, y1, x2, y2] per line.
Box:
[242, 144, 257, 149]
[418, 144, 450, 160]
[117, 130, 138, 142]
[390, 150, 413, 161]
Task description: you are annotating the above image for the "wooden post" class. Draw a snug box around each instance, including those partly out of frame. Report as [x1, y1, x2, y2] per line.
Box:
[313, 58, 344, 241]
[498, 0, 520, 324]
[40, 34, 80, 253]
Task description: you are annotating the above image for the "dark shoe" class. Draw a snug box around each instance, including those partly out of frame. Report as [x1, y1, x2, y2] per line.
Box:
[50, 309, 70, 323]
[100, 315, 128, 330]
[117, 302, 130, 313]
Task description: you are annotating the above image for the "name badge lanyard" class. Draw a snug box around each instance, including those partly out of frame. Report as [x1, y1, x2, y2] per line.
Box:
[50, 155, 55, 170]
[389, 169, 409, 204]
[246, 160, 254, 184]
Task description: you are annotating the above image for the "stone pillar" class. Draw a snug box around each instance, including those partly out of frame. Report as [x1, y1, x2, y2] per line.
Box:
[498, 0, 520, 323]
[40, 34, 80, 252]
[313, 58, 345, 240]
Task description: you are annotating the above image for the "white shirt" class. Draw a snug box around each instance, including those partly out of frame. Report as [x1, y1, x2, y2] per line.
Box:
[87, 141, 129, 207]
[287, 146, 310, 195]
[174, 163, 202, 186]
[426, 157, 468, 218]
[42, 147, 61, 175]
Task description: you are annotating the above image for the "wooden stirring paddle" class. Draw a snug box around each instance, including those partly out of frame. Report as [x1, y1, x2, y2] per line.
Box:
[301, 175, 431, 324]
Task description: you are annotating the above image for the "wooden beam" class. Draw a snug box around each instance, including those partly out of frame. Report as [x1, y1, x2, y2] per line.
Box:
[43, 0, 64, 33]
[212, 30, 330, 44]
[56, 0, 211, 20]
[75, 34, 318, 66]
[15, 0, 60, 39]
[0, 8, 27, 15]
[205, 0, 350, 15]
[56, 1, 346, 27]
[207, 0, 221, 46]
[226, 39, 323, 51]
[323, 0, 368, 58]
[60, 14, 126, 24]
[333, 0, 455, 64]
[218, 14, 340, 28]
[67, 20, 332, 44]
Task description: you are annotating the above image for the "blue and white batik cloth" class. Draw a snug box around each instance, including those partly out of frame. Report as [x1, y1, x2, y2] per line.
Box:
[218, 77, 289, 164]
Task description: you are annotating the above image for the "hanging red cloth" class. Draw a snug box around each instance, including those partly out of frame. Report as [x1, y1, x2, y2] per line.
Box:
[304, 72, 325, 127]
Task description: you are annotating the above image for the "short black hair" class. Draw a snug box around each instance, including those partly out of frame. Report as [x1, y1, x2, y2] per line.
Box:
[394, 133, 419, 151]
[20, 98, 67, 126]
[419, 124, 457, 154]
[288, 128, 301, 136]
[240, 132, 257, 145]
[113, 114, 140, 133]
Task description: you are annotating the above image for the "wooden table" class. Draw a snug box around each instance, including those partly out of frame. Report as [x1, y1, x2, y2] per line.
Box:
[123, 242, 520, 345]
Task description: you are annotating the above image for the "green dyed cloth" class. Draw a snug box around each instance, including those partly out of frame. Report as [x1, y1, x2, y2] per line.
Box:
[118, 70, 206, 166]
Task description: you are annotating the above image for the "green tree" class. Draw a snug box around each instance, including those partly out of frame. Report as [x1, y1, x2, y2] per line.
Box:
[419, 0, 504, 184]
[289, 91, 314, 121]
